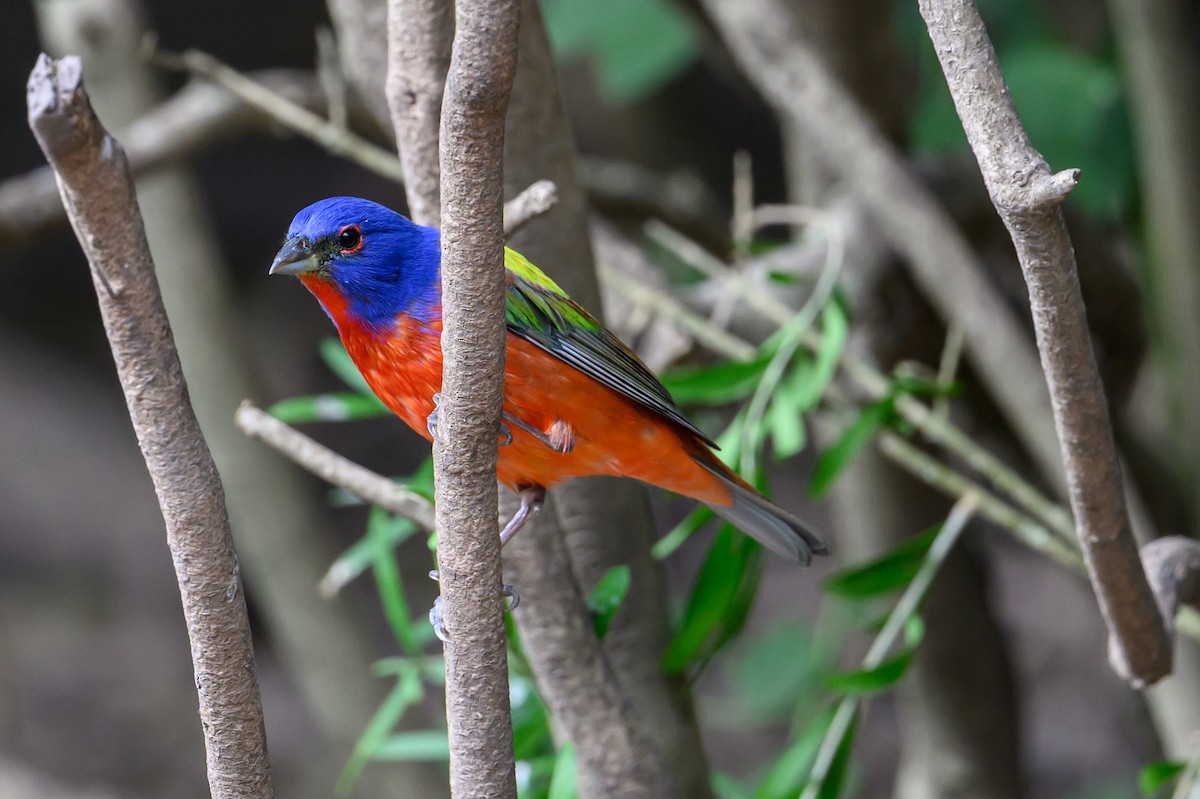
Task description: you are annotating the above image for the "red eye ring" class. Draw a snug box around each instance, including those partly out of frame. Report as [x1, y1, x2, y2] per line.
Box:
[337, 224, 363, 253]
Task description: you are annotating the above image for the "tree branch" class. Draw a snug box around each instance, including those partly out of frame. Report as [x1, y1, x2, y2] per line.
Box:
[235, 402, 435, 529]
[27, 54, 271, 797]
[917, 0, 1172, 687]
[386, 0, 452, 225]
[435, 0, 522, 795]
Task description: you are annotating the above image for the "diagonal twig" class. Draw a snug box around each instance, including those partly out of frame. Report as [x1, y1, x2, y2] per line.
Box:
[27, 54, 271, 798]
[918, 0, 1172, 687]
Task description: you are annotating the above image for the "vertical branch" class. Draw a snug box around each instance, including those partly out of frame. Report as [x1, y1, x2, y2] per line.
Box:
[435, 0, 522, 796]
[917, 0, 1172, 686]
[386, 0, 453, 225]
[27, 54, 271, 798]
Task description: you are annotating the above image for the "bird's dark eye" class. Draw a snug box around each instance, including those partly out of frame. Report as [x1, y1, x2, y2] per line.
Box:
[337, 224, 363, 252]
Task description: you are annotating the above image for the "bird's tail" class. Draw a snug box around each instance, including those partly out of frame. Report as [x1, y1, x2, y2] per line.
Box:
[691, 455, 828, 565]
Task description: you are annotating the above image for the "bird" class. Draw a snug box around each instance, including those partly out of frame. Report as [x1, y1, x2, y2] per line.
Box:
[271, 196, 827, 564]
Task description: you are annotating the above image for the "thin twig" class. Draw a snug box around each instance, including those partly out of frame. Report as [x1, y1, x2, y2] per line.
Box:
[503, 179, 559, 235]
[435, 0, 522, 794]
[235, 402, 435, 529]
[27, 54, 271, 798]
[154, 48, 406, 184]
[919, 0, 1172, 687]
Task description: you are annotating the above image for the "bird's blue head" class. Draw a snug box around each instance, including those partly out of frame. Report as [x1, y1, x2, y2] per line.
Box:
[271, 197, 441, 332]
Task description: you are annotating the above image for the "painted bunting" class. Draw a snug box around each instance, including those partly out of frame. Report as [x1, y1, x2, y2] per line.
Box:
[271, 197, 827, 564]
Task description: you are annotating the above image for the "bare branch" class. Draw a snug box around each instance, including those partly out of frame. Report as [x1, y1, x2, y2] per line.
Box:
[235, 402, 435, 529]
[154, 48, 405, 184]
[435, 0, 522, 795]
[27, 54, 271, 797]
[503, 179, 558, 235]
[386, 0, 452, 225]
[918, 0, 1172, 687]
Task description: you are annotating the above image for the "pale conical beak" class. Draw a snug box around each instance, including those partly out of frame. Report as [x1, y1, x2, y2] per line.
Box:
[270, 237, 321, 276]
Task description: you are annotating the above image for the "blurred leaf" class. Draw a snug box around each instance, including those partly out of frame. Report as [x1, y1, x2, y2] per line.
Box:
[826, 615, 924, 696]
[511, 672, 553, 760]
[372, 731, 450, 761]
[752, 708, 835, 799]
[323, 506, 422, 596]
[320, 337, 375, 395]
[1139, 761, 1186, 797]
[367, 508, 429, 654]
[808, 400, 894, 498]
[766, 391, 807, 461]
[587, 565, 632, 639]
[713, 772, 752, 799]
[653, 505, 715, 559]
[824, 652, 911, 695]
[814, 712, 856, 799]
[664, 527, 762, 673]
[823, 527, 939, 599]
[729, 619, 823, 722]
[797, 301, 848, 411]
[543, 0, 699, 103]
[336, 667, 425, 796]
[662, 355, 773, 405]
[268, 392, 391, 423]
[547, 744, 578, 799]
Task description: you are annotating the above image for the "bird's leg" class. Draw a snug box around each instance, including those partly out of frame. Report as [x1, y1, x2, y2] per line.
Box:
[428, 392, 517, 447]
[500, 485, 546, 546]
[500, 410, 575, 454]
[427, 486, 543, 642]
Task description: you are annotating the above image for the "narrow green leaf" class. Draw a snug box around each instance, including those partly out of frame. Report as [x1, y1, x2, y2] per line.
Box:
[268, 392, 391, 423]
[319, 337, 375, 394]
[795, 301, 848, 411]
[824, 651, 912, 695]
[664, 527, 761, 672]
[712, 772, 752, 799]
[661, 355, 773, 405]
[823, 527, 940, 599]
[336, 669, 424, 796]
[808, 400, 894, 498]
[1139, 761, 1186, 797]
[367, 508, 428, 655]
[766, 389, 807, 461]
[815, 712, 856, 799]
[372, 731, 450, 761]
[752, 708, 835, 799]
[547, 744, 578, 799]
[587, 565, 632, 639]
[653, 505, 715, 559]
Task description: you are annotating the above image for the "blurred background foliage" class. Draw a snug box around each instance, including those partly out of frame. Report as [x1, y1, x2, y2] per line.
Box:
[1, 0, 1198, 797]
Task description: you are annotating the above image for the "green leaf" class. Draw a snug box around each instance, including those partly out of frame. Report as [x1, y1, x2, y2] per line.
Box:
[653, 505, 715, 559]
[796, 301, 848, 411]
[661, 355, 773, 405]
[320, 337, 375, 394]
[815, 712, 856, 799]
[808, 400, 895, 498]
[547, 744, 578, 799]
[729, 620, 823, 722]
[766, 380, 807, 461]
[824, 651, 912, 695]
[372, 731, 450, 761]
[268, 392, 390, 423]
[1139, 760, 1186, 797]
[751, 708, 835, 799]
[664, 527, 762, 673]
[367, 508, 429, 655]
[336, 668, 425, 796]
[587, 565, 632, 639]
[543, 0, 700, 103]
[823, 527, 939, 599]
[712, 772, 752, 799]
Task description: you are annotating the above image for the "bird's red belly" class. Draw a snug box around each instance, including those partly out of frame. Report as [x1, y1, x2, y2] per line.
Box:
[344, 326, 730, 506]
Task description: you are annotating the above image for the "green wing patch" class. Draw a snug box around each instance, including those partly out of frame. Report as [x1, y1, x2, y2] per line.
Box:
[503, 248, 716, 447]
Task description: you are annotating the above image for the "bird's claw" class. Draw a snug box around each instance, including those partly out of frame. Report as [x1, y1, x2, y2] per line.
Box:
[426, 393, 443, 443]
[426, 571, 519, 643]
